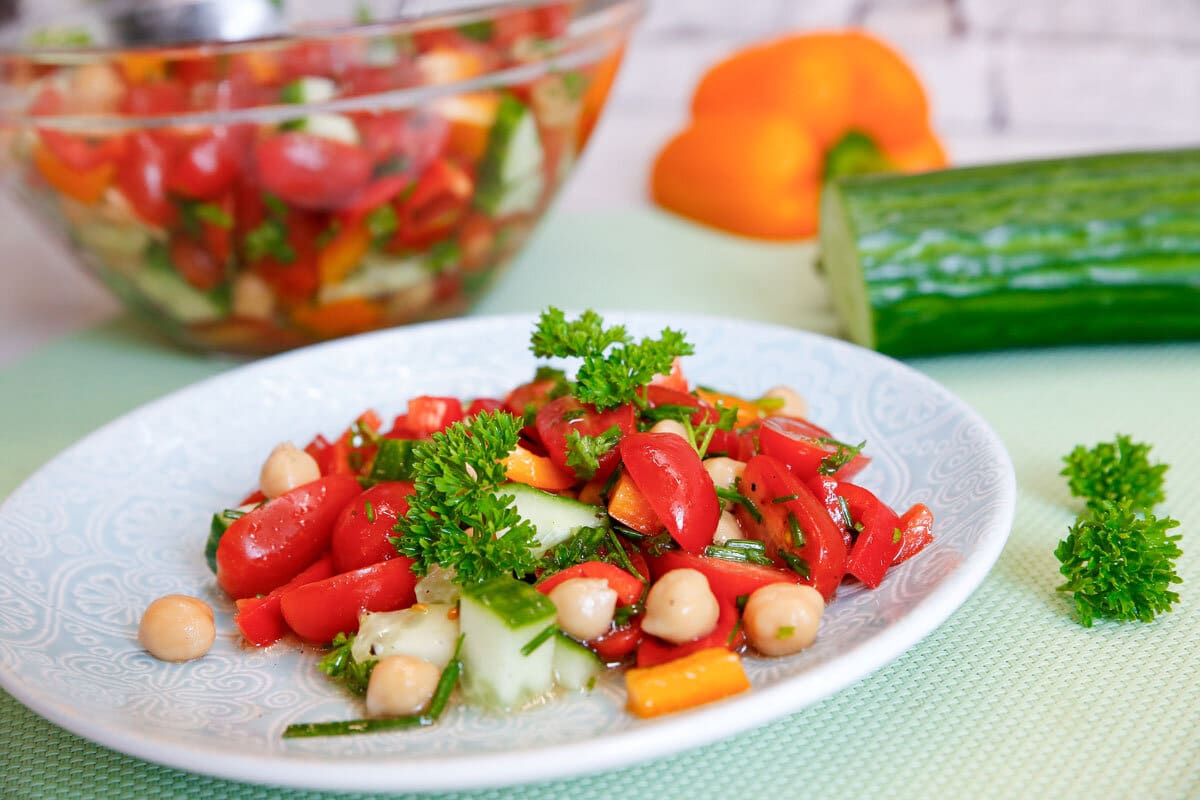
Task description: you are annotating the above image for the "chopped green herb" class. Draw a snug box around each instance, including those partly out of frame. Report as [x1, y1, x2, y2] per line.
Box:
[787, 514, 807, 549]
[533, 365, 573, 399]
[735, 593, 749, 612]
[1061, 434, 1168, 512]
[613, 602, 644, 626]
[368, 438, 419, 484]
[725, 618, 743, 646]
[722, 539, 767, 554]
[561, 71, 590, 100]
[427, 239, 460, 273]
[541, 525, 608, 574]
[704, 544, 774, 567]
[772, 494, 800, 504]
[365, 203, 399, 240]
[564, 425, 622, 481]
[364, 500, 376, 524]
[561, 409, 588, 422]
[643, 532, 677, 557]
[244, 218, 295, 263]
[779, 551, 811, 579]
[754, 396, 786, 412]
[263, 193, 290, 217]
[775, 625, 795, 639]
[318, 633, 375, 696]
[520, 624, 558, 656]
[315, 221, 342, 248]
[605, 528, 646, 582]
[817, 438, 866, 476]
[716, 482, 762, 523]
[458, 20, 494, 41]
[892, 527, 902, 544]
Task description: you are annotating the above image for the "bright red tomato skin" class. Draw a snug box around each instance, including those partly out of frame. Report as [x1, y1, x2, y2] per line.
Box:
[635, 600, 743, 668]
[216, 474, 362, 599]
[391, 159, 474, 248]
[535, 396, 637, 480]
[894, 503, 934, 566]
[255, 133, 372, 210]
[589, 619, 642, 663]
[167, 132, 239, 200]
[234, 554, 334, 646]
[736, 455, 848, 600]
[619, 432, 720, 554]
[330, 482, 415, 573]
[536, 561, 644, 607]
[116, 133, 176, 227]
[759, 417, 871, 481]
[405, 396, 464, 436]
[838, 482, 903, 589]
[645, 549, 800, 606]
[279, 557, 418, 644]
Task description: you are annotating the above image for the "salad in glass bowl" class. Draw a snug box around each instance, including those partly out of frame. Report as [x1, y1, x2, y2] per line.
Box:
[0, 1, 640, 354]
[149, 309, 937, 732]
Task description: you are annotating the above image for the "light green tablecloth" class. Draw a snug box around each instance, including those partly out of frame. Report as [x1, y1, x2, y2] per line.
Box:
[2, 210, 1197, 799]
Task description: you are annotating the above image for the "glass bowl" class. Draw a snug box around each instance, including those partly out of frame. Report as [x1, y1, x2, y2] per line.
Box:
[0, 0, 642, 355]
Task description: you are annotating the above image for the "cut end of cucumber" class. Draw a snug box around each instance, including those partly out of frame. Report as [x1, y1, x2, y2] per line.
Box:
[460, 576, 558, 710]
[819, 183, 877, 351]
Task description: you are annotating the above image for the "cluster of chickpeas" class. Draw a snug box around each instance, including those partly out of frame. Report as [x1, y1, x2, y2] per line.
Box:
[138, 384, 824, 716]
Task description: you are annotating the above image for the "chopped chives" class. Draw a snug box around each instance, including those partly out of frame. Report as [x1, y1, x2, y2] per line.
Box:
[520, 624, 558, 657]
[780, 551, 811, 579]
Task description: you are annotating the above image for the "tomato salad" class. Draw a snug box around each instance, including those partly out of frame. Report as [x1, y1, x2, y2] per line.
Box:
[8, 5, 621, 353]
[183, 310, 935, 731]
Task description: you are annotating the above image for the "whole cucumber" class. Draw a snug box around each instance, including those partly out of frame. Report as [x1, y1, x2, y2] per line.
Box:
[819, 149, 1200, 356]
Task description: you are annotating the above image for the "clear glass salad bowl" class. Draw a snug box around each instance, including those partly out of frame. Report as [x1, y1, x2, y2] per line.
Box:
[0, 0, 641, 355]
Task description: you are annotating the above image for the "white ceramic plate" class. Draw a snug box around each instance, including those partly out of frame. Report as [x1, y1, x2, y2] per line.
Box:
[0, 312, 1015, 793]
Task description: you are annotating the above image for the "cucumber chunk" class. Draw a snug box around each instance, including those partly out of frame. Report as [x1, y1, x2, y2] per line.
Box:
[351, 603, 461, 669]
[503, 483, 608, 558]
[475, 94, 544, 216]
[459, 576, 557, 710]
[553, 634, 603, 692]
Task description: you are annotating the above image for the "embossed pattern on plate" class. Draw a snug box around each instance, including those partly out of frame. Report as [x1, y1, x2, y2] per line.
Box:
[0, 313, 1016, 792]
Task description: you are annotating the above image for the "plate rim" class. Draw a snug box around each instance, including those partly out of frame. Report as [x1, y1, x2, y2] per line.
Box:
[0, 311, 1017, 792]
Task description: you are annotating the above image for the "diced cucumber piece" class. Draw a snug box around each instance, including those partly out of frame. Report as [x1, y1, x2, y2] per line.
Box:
[414, 565, 461, 605]
[475, 94, 545, 216]
[368, 438, 420, 483]
[74, 220, 153, 278]
[317, 254, 429, 304]
[280, 76, 337, 104]
[287, 113, 360, 145]
[503, 483, 608, 558]
[553, 633, 603, 691]
[459, 576, 557, 710]
[351, 603, 461, 669]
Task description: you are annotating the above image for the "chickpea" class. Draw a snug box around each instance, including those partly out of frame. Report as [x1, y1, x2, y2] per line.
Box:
[138, 595, 215, 662]
[649, 419, 690, 441]
[548, 577, 618, 641]
[365, 655, 442, 718]
[711, 510, 744, 546]
[703, 457, 745, 493]
[762, 385, 808, 419]
[231, 273, 276, 321]
[641, 569, 719, 644]
[742, 583, 824, 657]
[259, 442, 321, 499]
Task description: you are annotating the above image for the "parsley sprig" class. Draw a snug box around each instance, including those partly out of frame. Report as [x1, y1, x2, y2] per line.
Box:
[565, 425, 623, 480]
[392, 411, 540, 584]
[1061, 434, 1168, 512]
[531, 308, 693, 410]
[319, 633, 375, 696]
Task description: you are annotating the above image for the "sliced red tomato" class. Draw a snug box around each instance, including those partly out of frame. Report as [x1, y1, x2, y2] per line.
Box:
[649, 357, 689, 393]
[336, 173, 414, 226]
[535, 396, 637, 481]
[391, 159, 474, 248]
[216, 474, 362, 599]
[759, 417, 871, 481]
[894, 503, 934, 566]
[504, 377, 559, 418]
[736, 455, 847, 600]
[116, 133, 176, 227]
[805, 474, 856, 552]
[234, 554, 334, 646]
[466, 397, 505, 417]
[279, 557, 419, 644]
[405, 396, 464, 436]
[251, 210, 323, 303]
[166, 130, 240, 200]
[535, 561, 645, 606]
[619, 432, 720, 554]
[255, 133, 372, 210]
[645, 549, 799, 607]
[642, 385, 739, 457]
[120, 82, 190, 116]
[169, 235, 225, 290]
[839, 482, 903, 588]
[330, 481, 416, 573]
[31, 89, 127, 171]
[589, 618, 642, 663]
[356, 110, 448, 171]
[636, 600, 743, 668]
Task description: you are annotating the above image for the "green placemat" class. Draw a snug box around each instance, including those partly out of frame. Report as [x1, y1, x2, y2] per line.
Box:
[1, 210, 1197, 800]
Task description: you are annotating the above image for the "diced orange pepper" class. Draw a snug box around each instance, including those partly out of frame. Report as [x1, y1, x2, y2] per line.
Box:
[652, 114, 822, 240]
[33, 143, 113, 205]
[118, 53, 167, 84]
[436, 93, 500, 162]
[317, 222, 371, 286]
[236, 51, 281, 86]
[607, 473, 663, 535]
[577, 476, 607, 506]
[625, 647, 751, 718]
[694, 388, 765, 429]
[503, 446, 577, 492]
[290, 298, 383, 339]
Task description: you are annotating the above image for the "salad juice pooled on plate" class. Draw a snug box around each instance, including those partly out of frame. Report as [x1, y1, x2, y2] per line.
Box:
[183, 309, 935, 729]
[8, 4, 617, 353]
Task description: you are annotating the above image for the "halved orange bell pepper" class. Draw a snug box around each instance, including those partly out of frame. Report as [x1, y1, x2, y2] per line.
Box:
[33, 142, 113, 205]
[503, 445, 577, 492]
[654, 30, 948, 240]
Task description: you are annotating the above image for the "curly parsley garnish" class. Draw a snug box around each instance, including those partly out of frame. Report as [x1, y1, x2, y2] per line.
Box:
[565, 425, 623, 480]
[1055, 500, 1182, 626]
[1061, 434, 1168, 511]
[319, 633, 375, 696]
[392, 410, 539, 584]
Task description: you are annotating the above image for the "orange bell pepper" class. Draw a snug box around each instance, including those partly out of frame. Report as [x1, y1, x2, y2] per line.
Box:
[33, 143, 113, 205]
[654, 30, 948, 240]
[607, 472, 663, 535]
[317, 221, 372, 286]
[503, 445, 577, 492]
[625, 647, 751, 718]
[291, 298, 383, 339]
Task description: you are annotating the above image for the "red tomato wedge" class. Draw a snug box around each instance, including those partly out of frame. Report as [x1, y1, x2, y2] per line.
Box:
[279, 557, 419, 644]
[838, 482, 903, 588]
[645, 549, 800, 606]
[536, 561, 645, 606]
[255, 133, 372, 210]
[215, 474, 362, 599]
[589, 619, 642, 663]
[330, 481, 415, 573]
[759, 416, 871, 481]
[735, 455, 847, 600]
[535, 396, 637, 481]
[894, 503, 934, 566]
[619, 432, 719, 554]
[636, 601, 743, 668]
[234, 554, 335, 647]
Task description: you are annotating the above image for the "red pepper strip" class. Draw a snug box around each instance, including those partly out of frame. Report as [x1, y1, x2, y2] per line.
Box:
[893, 503, 934, 566]
[536, 560, 645, 607]
[234, 554, 335, 646]
[838, 482, 903, 589]
[619, 432, 720, 554]
[635, 600, 743, 668]
[279, 557, 419, 644]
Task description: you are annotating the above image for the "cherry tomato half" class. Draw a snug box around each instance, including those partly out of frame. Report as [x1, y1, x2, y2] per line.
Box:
[331, 481, 416, 573]
[255, 132, 372, 210]
[619, 432, 720, 554]
[536, 396, 637, 481]
[279, 557, 418, 644]
[759, 416, 871, 481]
